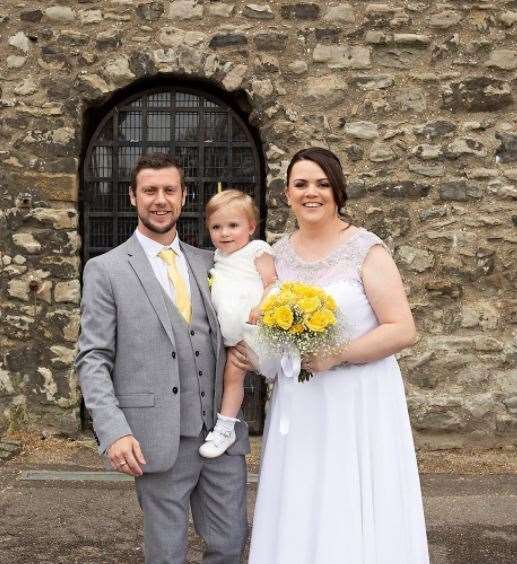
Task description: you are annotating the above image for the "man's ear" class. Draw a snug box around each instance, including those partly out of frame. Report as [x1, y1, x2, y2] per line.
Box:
[181, 186, 187, 207]
[129, 187, 136, 207]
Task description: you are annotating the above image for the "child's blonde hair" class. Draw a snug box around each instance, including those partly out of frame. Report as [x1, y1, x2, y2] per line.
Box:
[206, 189, 259, 226]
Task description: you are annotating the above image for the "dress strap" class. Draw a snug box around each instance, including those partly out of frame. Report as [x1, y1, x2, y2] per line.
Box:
[350, 230, 388, 272]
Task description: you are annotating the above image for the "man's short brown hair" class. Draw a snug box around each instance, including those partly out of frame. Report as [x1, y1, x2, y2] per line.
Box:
[130, 153, 185, 193]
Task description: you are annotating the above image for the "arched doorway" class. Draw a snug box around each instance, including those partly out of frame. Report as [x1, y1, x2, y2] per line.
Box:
[83, 86, 261, 256]
[81, 84, 265, 433]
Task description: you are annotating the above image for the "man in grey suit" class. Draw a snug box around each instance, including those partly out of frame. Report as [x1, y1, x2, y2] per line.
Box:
[76, 153, 250, 563]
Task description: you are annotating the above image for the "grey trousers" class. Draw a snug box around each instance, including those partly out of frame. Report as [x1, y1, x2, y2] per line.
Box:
[135, 434, 247, 564]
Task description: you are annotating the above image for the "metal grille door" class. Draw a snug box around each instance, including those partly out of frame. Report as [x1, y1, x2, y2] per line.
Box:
[83, 88, 261, 255]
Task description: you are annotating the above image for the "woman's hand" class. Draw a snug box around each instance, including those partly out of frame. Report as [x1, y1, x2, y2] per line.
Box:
[302, 351, 344, 373]
[248, 307, 261, 325]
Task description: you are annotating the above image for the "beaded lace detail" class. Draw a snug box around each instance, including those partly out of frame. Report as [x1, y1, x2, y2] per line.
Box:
[272, 228, 387, 286]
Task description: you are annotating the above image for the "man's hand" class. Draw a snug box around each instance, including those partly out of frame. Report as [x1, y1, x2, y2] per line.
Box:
[107, 435, 146, 476]
[229, 341, 254, 372]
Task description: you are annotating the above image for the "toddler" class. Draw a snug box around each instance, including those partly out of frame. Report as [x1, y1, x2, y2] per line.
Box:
[199, 189, 277, 458]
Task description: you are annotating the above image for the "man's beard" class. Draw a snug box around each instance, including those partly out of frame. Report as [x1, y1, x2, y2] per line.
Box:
[139, 212, 178, 234]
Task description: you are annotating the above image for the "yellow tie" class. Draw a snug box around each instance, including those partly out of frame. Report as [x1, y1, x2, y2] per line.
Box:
[158, 248, 191, 324]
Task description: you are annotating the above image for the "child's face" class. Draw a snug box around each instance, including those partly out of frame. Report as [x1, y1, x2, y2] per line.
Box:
[207, 205, 256, 255]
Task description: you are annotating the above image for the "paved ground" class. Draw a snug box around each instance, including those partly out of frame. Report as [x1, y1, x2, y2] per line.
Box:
[0, 440, 516, 563]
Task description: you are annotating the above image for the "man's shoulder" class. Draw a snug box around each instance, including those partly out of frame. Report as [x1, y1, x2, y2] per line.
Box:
[84, 239, 133, 270]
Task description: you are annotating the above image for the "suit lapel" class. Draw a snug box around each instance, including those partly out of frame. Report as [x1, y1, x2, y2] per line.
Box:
[126, 235, 176, 346]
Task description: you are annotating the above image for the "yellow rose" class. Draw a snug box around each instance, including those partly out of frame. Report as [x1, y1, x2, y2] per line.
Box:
[262, 309, 276, 327]
[305, 308, 336, 332]
[324, 294, 337, 312]
[297, 296, 321, 314]
[277, 290, 296, 305]
[274, 305, 294, 330]
[289, 323, 305, 335]
[295, 284, 318, 299]
[261, 294, 278, 312]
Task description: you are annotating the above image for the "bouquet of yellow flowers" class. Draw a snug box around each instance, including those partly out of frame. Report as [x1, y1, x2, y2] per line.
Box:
[257, 281, 340, 382]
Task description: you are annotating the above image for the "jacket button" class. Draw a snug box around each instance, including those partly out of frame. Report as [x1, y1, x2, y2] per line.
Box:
[198, 370, 203, 376]
[190, 330, 195, 336]
[171, 351, 176, 358]
[201, 391, 205, 397]
[202, 410, 206, 416]
[172, 387, 178, 394]
[195, 350, 200, 356]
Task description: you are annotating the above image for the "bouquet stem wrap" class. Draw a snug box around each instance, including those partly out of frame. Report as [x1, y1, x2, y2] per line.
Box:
[277, 346, 300, 435]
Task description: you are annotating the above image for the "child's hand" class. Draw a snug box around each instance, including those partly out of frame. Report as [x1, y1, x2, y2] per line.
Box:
[248, 307, 262, 325]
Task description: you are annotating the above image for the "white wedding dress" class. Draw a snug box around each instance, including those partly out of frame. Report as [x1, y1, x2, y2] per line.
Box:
[248, 228, 429, 564]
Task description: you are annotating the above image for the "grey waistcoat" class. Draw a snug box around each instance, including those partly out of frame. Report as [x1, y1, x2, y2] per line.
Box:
[161, 265, 216, 437]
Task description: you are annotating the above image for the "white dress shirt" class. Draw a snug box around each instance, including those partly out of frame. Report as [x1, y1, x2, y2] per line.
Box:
[135, 229, 191, 302]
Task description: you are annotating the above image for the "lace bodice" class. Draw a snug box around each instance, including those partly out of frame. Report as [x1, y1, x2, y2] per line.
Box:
[273, 228, 387, 339]
[273, 228, 386, 286]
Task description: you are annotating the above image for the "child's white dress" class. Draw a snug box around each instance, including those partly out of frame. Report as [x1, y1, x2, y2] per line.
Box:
[210, 240, 273, 346]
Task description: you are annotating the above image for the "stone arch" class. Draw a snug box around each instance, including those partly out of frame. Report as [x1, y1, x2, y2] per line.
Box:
[80, 76, 265, 256]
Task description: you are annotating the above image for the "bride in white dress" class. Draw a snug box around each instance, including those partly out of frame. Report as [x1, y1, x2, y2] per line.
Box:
[248, 148, 429, 564]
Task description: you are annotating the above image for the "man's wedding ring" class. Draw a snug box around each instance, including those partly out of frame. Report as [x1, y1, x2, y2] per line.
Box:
[120, 461, 128, 466]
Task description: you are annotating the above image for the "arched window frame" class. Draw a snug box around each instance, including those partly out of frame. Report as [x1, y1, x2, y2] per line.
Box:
[82, 86, 262, 259]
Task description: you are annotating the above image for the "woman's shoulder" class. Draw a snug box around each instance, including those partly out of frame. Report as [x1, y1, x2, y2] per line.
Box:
[353, 227, 386, 249]
[346, 228, 389, 269]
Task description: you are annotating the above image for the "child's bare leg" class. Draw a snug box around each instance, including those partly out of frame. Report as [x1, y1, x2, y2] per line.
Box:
[220, 354, 246, 418]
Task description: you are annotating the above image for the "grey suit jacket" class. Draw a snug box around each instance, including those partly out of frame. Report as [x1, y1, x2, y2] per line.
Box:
[76, 234, 250, 473]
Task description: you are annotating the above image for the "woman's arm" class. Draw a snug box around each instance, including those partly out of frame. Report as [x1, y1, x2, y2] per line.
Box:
[304, 245, 417, 371]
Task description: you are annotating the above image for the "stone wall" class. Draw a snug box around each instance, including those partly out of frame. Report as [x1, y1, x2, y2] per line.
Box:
[0, 0, 516, 448]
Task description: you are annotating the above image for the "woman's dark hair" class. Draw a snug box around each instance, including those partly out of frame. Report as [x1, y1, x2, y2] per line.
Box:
[286, 147, 347, 211]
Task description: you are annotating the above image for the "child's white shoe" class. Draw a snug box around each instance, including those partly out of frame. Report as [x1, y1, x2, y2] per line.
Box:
[199, 428, 236, 458]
